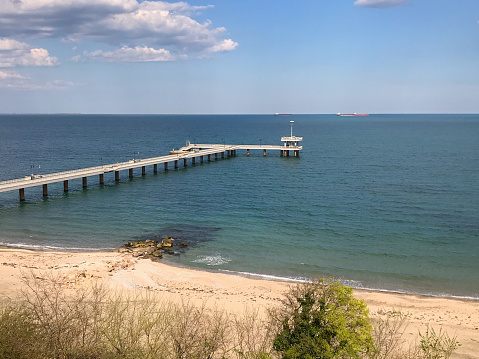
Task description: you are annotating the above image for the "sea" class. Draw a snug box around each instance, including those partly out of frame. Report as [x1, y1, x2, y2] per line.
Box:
[0, 114, 478, 299]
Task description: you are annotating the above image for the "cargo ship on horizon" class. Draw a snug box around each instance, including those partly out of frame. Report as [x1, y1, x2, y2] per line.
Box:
[336, 113, 369, 116]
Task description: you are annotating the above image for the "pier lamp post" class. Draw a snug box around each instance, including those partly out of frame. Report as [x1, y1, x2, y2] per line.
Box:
[290, 120, 294, 137]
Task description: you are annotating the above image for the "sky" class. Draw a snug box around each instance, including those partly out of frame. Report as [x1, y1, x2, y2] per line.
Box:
[0, 0, 478, 114]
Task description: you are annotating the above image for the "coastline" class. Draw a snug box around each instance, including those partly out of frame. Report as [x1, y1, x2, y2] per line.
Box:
[0, 248, 478, 358]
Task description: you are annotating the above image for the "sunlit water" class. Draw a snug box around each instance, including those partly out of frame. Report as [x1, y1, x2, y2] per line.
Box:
[1, 114, 478, 298]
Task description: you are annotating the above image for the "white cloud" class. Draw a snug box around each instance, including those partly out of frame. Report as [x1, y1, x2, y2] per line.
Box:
[354, 0, 406, 8]
[0, 0, 237, 59]
[0, 70, 27, 79]
[0, 76, 76, 90]
[84, 46, 174, 62]
[0, 38, 59, 67]
[207, 39, 238, 54]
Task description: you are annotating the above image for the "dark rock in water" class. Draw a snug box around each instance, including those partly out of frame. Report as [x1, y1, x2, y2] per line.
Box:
[122, 225, 221, 260]
[162, 237, 173, 247]
[152, 250, 163, 258]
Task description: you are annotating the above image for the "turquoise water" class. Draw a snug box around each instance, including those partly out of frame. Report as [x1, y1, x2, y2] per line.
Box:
[0, 114, 478, 298]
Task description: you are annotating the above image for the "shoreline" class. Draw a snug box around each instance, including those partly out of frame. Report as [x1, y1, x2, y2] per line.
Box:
[2, 244, 477, 302]
[0, 248, 478, 358]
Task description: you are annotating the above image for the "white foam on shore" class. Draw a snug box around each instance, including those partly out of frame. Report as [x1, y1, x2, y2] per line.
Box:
[192, 254, 231, 266]
[217, 269, 479, 301]
[219, 269, 310, 283]
[0, 242, 115, 252]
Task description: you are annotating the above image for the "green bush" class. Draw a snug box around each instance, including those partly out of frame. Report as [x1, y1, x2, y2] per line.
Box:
[272, 278, 375, 359]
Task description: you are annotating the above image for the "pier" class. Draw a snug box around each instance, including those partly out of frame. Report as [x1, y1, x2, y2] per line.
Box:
[0, 129, 302, 201]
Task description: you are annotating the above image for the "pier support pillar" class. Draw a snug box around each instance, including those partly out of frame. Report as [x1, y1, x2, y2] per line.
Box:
[221, 152, 224, 159]
[99, 174, 104, 185]
[164, 162, 168, 170]
[280, 150, 283, 157]
[154, 164, 157, 173]
[175, 160, 178, 169]
[64, 180, 69, 192]
[247, 149, 250, 156]
[215, 153, 218, 160]
[142, 166, 146, 175]
[263, 149, 266, 156]
[200, 156, 203, 163]
[115, 171, 119, 181]
[129, 168, 133, 178]
[184, 158, 187, 167]
[192, 157, 196, 165]
[208, 154, 211, 161]
[19, 188, 25, 201]
[294, 150, 299, 157]
[227, 150, 230, 157]
[286, 150, 290, 156]
[82, 177, 87, 188]
[43, 184, 48, 196]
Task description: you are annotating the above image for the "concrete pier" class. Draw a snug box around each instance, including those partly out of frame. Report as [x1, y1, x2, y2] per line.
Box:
[1, 134, 302, 201]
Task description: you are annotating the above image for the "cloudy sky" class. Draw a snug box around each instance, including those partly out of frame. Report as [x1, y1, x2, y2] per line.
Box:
[0, 0, 478, 114]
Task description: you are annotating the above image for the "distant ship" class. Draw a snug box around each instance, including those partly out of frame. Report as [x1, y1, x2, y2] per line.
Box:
[336, 113, 369, 117]
[274, 113, 292, 116]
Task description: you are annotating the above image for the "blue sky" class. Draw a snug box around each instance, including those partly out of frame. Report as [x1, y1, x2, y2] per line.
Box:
[0, 0, 478, 114]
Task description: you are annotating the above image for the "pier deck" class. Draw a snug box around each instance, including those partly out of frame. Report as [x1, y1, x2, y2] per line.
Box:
[0, 142, 302, 200]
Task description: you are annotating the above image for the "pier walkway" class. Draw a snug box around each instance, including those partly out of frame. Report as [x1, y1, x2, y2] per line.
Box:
[0, 138, 302, 201]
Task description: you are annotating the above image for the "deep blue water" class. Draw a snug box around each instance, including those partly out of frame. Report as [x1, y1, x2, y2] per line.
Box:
[1, 114, 478, 299]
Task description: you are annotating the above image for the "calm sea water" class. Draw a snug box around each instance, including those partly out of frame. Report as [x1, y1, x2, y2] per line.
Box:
[1, 114, 478, 299]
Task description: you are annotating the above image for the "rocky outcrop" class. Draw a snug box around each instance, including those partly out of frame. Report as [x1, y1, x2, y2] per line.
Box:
[119, 235, 184, 260]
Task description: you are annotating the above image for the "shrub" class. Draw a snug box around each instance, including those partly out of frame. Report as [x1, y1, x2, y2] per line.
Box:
[271, 278, 375, 359]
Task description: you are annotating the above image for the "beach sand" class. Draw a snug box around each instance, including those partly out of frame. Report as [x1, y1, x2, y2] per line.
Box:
[0, 248, 477, 358]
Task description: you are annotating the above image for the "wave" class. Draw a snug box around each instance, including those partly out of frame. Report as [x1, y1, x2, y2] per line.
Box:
[192, 254, 231, 266]
[217, 269, 479, 301]
[0, 241, 116, 252]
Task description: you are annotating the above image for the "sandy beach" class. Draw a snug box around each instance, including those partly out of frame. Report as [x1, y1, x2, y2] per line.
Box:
[0, 248, 477, 358]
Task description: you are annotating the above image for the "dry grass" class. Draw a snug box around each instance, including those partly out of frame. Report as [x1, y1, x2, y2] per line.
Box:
[0, 273, 460, 359]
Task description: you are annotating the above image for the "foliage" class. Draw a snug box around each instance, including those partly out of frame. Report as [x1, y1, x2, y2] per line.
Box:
[0, 273, 461, 359]
[271, 278, 375, 359]
[417, 326, 460, 359]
